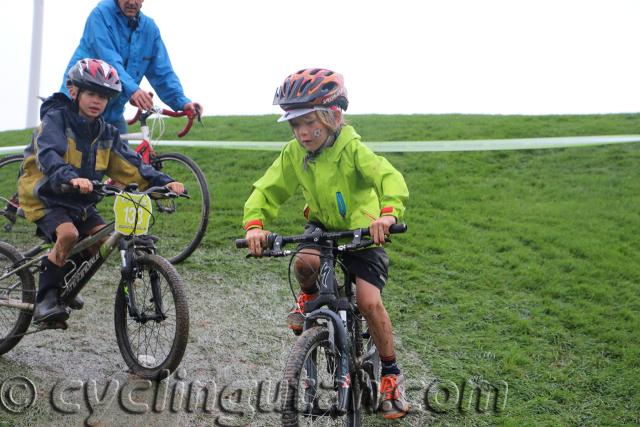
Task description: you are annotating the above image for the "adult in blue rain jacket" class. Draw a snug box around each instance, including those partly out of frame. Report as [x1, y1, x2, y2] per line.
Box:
[60, 0, 203, 133]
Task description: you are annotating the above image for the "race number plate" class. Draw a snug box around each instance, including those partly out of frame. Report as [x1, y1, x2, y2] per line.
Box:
[113, 193, 152, 235]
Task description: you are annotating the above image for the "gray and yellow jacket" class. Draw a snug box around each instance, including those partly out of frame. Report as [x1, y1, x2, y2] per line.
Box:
[18, 93, 173, 222]
[243, 125, 409, 231]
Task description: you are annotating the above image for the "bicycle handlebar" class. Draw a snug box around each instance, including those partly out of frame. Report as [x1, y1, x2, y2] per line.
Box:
[234, 223, 407, 250]
[60, 180, 188, 199]
[126, 107, 199, 138]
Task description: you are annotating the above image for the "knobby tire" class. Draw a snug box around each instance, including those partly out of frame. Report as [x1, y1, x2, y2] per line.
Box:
[113, 254, 189, 379]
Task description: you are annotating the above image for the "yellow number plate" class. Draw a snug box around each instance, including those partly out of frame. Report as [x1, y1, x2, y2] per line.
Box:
[113, 193, 152, 235]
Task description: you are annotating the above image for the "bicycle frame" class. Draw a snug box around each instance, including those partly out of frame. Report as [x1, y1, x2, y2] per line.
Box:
[296, 239, 352, 415]
[0, 222, 121, 313]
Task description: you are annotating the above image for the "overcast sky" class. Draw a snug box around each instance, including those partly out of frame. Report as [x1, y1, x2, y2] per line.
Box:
[1, 0, 639, 131]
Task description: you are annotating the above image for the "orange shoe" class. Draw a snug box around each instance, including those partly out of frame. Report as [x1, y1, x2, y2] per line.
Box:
[379, 374, 411, 419]
[287, 292, 317, 335]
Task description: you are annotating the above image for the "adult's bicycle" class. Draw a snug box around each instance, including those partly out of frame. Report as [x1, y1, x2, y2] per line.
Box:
[0, 101, 210, 264]
[236, 223, 407, 425]
[0, 181, 190, 379]
[120, 104, 210, 264]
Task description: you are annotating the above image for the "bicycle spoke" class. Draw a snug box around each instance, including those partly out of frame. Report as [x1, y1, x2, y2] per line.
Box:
[0, 242, 35, 354]
[151, 153, 210, 264]
[114, 251, 187, 378]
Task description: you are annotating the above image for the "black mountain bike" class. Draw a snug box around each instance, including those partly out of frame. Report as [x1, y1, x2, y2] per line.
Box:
[236, 223, 407, 426]
[0, 182, 189, 379]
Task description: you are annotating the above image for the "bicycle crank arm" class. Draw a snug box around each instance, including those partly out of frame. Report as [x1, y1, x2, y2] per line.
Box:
[357, 345, 378, 366]
[0, 298, 34, 311]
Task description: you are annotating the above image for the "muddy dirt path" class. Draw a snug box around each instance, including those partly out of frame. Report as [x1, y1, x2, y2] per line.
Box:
[0, 248, 434, 426]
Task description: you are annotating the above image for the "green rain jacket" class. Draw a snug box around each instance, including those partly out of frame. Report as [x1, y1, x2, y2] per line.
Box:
[243, 126, 409, 231]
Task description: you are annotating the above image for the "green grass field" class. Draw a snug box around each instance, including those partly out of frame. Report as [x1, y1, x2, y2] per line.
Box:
[1, 114, 638, 426]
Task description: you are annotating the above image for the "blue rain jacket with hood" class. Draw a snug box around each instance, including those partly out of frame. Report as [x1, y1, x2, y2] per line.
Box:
[18, 93, 173, 222]
[60, 0, 191, 125]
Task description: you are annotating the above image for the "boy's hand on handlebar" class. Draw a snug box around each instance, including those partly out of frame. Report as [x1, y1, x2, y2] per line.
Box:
[166, 181, 185, 195]
[245, 228, 270, 257]
[130, 90, 154, 111]
[369, 215, 397, 245]
[70, 178, 93, 194]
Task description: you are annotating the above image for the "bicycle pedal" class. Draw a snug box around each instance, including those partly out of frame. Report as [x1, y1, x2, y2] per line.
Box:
[38, 320, 69, 330]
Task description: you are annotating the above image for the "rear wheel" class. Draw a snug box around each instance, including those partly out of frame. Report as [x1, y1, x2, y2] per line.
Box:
[113, 254, 189, 379]
[151, 152, 210, 264]
[0, 155, 41, 252]
[0, 241, 35, 354]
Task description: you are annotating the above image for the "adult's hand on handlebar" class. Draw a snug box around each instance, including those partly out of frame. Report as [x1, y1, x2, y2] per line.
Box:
[183, 102, 203, 118]
[69, 178, 93, 194]
[166, 181, 185, 195]
[369, 215, 397, 245]
[245, 228, 270, 257]
[130, 90, 154, 111]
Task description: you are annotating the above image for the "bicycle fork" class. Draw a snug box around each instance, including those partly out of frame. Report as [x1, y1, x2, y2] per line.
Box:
[302, 270, 352, 414]
[119, 237, 165, 323]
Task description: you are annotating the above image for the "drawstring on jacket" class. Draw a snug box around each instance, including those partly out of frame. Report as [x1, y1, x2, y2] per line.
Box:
[302, 126, 343, 170]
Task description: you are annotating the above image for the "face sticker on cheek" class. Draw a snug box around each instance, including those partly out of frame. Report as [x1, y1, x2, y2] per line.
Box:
[313, 129, 321, 137]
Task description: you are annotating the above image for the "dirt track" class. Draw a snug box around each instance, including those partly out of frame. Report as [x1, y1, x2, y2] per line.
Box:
[0, 248, 433, 426]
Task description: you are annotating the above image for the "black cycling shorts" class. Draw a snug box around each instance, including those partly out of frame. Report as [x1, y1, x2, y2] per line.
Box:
[35, 206, 105, 243]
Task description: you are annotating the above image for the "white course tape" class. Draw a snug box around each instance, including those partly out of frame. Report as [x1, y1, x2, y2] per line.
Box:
[2, 135, 639, 155]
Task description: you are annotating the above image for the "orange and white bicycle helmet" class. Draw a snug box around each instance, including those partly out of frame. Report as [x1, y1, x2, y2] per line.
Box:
[67, 58, 122, 98]
[273, 68, 348, 122]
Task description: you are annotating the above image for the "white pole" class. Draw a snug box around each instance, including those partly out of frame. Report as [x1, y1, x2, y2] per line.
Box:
[26, 0, 44, 128]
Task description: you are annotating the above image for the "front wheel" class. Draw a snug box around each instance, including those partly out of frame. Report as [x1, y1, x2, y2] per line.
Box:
[114, 254, 189, 379]
[151, 152, 210, 264]
[282, 327, 361, 426]
[0, 241, 35, 354]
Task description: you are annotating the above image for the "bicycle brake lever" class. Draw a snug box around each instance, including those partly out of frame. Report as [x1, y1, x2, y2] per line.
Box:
[339, 239, 375, 251]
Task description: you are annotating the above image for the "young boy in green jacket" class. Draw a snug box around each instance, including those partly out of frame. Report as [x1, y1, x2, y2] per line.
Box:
[243, 68, 411, 419]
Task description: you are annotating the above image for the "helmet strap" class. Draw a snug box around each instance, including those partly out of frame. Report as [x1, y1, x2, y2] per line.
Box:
[70, 96, 81, 113]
